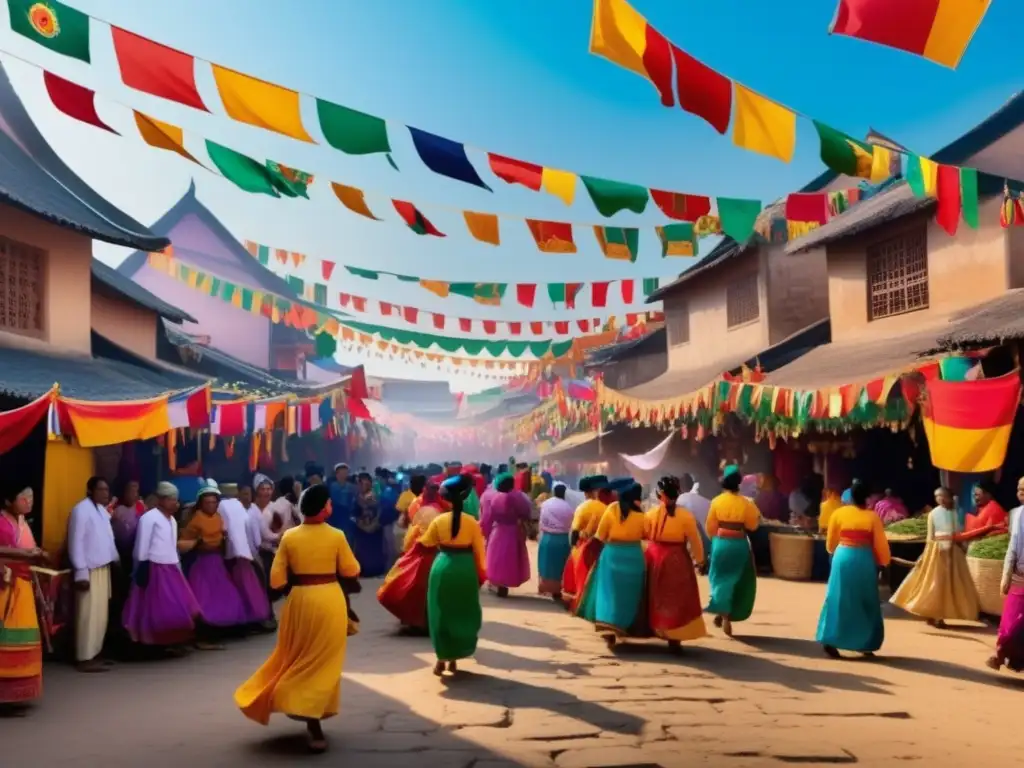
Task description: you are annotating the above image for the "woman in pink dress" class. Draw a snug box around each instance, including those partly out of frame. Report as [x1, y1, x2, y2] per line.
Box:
[480, 473, 532, 597]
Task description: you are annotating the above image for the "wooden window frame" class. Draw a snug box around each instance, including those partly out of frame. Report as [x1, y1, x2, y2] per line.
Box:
[0, 235, 46, 338]
[726, 273, 759, 329]
[667, 301, 690, 347]
[866, 226, 929, 322]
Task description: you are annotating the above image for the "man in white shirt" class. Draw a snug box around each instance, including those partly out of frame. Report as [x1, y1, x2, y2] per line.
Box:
[219, 491, 273, 629]
[124, 483, 203, 650]
[67, 477, 120, 672]
[678, 473, 712, 556]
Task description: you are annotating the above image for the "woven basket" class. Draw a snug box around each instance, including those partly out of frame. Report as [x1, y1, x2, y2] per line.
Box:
[967, 556, 1006, 617]
[769, 532, 815, 581]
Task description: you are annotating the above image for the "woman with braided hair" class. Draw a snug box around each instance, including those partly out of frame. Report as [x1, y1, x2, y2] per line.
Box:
[419, 474, 487, 676]
[644, 476, 708, 650]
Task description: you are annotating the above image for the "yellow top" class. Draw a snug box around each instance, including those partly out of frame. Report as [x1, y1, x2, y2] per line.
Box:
[419, 511, 487, 576]
[403, 503, 442, 552]
[706, 492, 760, 537]
[645, 504, 705, 563]
[184, 510, 224, 549]
[824, 505, 891, 566]
[595, 502, 646, 543]
[269, 522, 360, 589]
[396, 490, 416, 515]
[818, 493, 843, 532]
[572, 498, 606, 537]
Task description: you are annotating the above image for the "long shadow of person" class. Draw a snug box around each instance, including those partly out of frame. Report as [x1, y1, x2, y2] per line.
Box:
[473, 646, 592, 677]
[478, 619, 569, 650]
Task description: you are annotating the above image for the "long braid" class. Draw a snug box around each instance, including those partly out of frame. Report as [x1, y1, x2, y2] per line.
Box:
[658, 476, 681, 517]
[451, 494, 464, 538]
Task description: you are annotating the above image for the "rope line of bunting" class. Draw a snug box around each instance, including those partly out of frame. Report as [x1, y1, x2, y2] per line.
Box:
[146, 250, 579, 374]
[239, 239, 662, 309]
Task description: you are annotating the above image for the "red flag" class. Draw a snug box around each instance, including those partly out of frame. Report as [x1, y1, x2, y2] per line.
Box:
[392, 200, 445, 236]
[508, 322, 522, 335]
[530, 322, 544, 334]
[592, 281, 611, 307]
[621, 280, 635, 303]
[935, 164, 962, 236]
[650, 190, 712, 221]
[402, 306, 418, 324]
[672, 46, 732, 134]
[111, 27, 208, 111]
[487, 154, 542, 190]
[380, 302, 395, 317]
[516, 284, 537, 307]
[555, 321, 569, 334]
[786, 193, 830, 225]
[482, 320, 497, 335]
[321, 260, 335, 280]
[641, 25, 674, 107]
[577, 319, 591, 332]
[432, 313, 445, 330]
[44, 72, 116, 134]
[459, 318, 472, 332]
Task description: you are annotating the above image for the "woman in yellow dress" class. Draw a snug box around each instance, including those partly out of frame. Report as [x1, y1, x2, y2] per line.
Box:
[235, 484, 361, 753]
[644, 476, 707, 650]
[890, 487, 979, 627]
[705, 466, 761, 637]
[561, 476, 609, 612]
[0, 486, 47, 714]
[419, 474, 487, 677]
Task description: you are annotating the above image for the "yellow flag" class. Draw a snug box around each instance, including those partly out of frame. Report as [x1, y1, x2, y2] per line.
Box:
[919, 157, 939, 197]
[541, 168, 576, 205]
[462, 212, 501, 245]
[924, 0, 991, 68]
[732, 84, 797, 163]
[589, 0, 648, 78]
[869, 145, 893, 184]
[212, 65, 313, 143]
[134, 111, 199, 164]
[419, 280, 450, 298]
[331, 183, 379, 220]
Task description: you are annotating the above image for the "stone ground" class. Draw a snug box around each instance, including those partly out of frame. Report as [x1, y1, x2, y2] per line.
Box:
[6, 543, 1024, 767]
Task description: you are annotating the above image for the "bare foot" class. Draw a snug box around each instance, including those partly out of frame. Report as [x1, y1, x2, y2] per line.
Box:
[985, 655, 1002, 671]
[306, 720, 327, 753]
[713, 615, 724, 628]
[603, 634, 617, 651]
[432, 660, 445, 677]
[721, 618, 733, 637]
[447, 660, 458, 674]
[823, 644, 841, 659]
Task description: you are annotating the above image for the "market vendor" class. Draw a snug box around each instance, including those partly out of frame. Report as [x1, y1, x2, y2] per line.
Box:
[965, 481, 1008, 538]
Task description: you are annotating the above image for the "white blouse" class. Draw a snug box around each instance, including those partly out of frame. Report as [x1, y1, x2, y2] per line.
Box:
[133, 509, 180, 566]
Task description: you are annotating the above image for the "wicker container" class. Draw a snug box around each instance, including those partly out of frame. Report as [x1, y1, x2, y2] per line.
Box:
[769, 532, 815, 581]
[967, 556, 1006, 617]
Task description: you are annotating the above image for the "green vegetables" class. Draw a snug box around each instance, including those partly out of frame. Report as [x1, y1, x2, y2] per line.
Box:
[884, 517, 928, 537]
[967, 533, 1010, 561]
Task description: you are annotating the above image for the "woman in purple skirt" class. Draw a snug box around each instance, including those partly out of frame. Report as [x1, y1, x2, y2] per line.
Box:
[123, 483, 214, 651]
[180, 482, 245, 633]
[988, 482, 1024, 673]
[218, 492, 274, 630]
[480, 473, 532, 597]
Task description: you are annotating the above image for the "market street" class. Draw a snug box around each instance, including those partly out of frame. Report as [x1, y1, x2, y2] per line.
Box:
[6, 555, 1024, 768]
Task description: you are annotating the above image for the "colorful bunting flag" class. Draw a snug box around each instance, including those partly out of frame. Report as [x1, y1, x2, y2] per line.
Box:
[112, 27, 207, 111]
[134, 111, 199, 164]
[43, 71, 116, 133]
[392, 200, 445, 237]
[935, 164, 961, 236]
[814, 121, 874, 178]
[785, 193, 829, 225]
[593, 226, 640, 261]
[463, 212, 501, 245]
[266, 161, 314, 198]
[211, 65, 313, 142]
[487, 154, 542, 190]
[906, 153, 939, 197]
[331, 182, 379, 220]
[409, 128, 490, 190]
[541, 168, 577, 205]
[205, 141, 280, 197]
[716, 198, 762, 242]
[316, 99, 392, 157]
[526, 220, 576, 253]
[589, 0, 674, 106]
[961, 167, 980, 229]
[650, 190, 711, 222]
[829, 0, 991, 69]
[581, 175, 649, 217]
[8, 0, 90, 62]
[672, 45, 733, 134]
[732, 85, 797, 163]
[656, 223, 696, 257]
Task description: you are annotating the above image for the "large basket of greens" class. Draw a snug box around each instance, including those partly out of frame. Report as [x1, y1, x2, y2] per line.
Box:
[884, 516, 928, 542]
[967, 534, 1009, 616]
[769, 531, 815, 580]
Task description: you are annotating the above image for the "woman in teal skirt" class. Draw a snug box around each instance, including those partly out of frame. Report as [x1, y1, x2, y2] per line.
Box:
[536, 483, 575, 599]
[418, 474, 487, 676]
[816, 481, 891, 658]
[578, 481, 649, 649]
[705, 467, 761, 637]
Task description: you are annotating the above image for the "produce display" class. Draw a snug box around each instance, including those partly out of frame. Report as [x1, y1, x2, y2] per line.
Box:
[884, 517, 928, 538]
[967, 533, 1010, 561]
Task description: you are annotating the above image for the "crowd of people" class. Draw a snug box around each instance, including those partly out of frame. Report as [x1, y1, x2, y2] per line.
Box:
[1, 459, 1023, 753]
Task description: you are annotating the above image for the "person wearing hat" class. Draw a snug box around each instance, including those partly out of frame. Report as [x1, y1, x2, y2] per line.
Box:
[122, 483, 204, 652]
[235, 483, 361, 753]
[577, 479, 649, 649]
[704, 465, 761, 637]
[219, 490, 274, 632]
[480, 472, 531, 597]
[418, 474, 487, 676]
[179, 481, 246, 631]
[562, 475, 610, 612]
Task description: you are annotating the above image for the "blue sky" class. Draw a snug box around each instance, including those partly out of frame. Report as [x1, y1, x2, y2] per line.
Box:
[0, 0, 1017, 391]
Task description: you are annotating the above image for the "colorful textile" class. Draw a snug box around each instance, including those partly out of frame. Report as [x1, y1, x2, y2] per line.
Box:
[732, 84, 796, 162]
[8, 0, 90, 62]
[211, 65, 312, 142]
[122, 562, 201, 645]
[392, 200, 445, 237]
[961, 167, 980, 228]
[564, 537, 602, 611]
[581, 175, 649, 217]
[316, 100, 391, 156]
[922, 372, 1021, 473]
[651, 190, 712, 221]
[829, 0, 991, 69]
[377, 542, 437, 629]
[112, 27, 207, 110]
[577, 541, 647, 636]
[816, 543, 884, 652]
[427, 550, 482, 660]
[541, 168, 577, 205]
[785, 193, 830, 225]
[814, 121, 873, 178]
[671, 46, 733, 134]
[657, 223, 696, 257]
[463, 212, 501, 245]
[589, 0, 673, 106]
[206, 141, 280, 197]
[995, 585, 1024, 671]
[716, 197, 762, 243]
[480, 491, 532, 588]
[537, 532, 571, 596]
[705, 536, 756, 621]
[906, 153, 939, 197]
[0, 391, 51, 457]
[186, 551, 245, 627]
[61, 397, 170, 448]
[229, 558, 272, 624]
[332, 182, 380, 219]
[488, 154, 542, 190]
[645, 541, 706, 641]
[235, 523, 360, 724]
[594, 226, 640, 261]
[526, 219, 576, 253]
[409, 128, 490, 190]
[935, 164, 962, 235]
[43, 71, 116, 134]
[0, 514, 41, 704]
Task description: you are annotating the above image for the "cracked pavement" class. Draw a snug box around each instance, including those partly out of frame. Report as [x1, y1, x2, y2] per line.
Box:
[7, 544, 1024, 767]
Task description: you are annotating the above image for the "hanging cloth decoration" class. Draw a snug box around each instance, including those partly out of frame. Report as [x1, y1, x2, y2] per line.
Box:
[112, 26, 208, 111]
[134, 111, 200, 164]
[409, 128, 491, 190]
[316, 99, 392, 157]
[581, 175, 649, 217]
[391, 200, 445, 236]
[212, 65, 313, 142]
[8, 0, 90, 62]
[43, 71, 117, 133]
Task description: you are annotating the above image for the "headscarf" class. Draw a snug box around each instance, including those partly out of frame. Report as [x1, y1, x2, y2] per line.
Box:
[618, 481, 642, 521]
[300, 484, 331, 524]
[494, 473, 515, 493]
[441, 474, 472, 538]
[155, 482, 179, 500]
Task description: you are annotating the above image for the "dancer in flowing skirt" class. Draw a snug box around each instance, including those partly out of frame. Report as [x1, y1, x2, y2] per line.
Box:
[705, 466, 760, 637]
[537, 483, 574, 599]
[235, 485, 362, 752]
[890, 487, 979, 626]
[577, 481, 648, 649]
[988, 480, 1024, 673]
[816, 481, 891, 658]
[420, 474, 487, 676]
[561, 476, 609, 611]
[480, 473, 531, 596]
[644, 477, 707, 649]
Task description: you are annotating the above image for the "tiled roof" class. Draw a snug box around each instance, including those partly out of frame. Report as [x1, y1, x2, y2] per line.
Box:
[0, 62, 167, 252]
[92, 259, 196, 323]
[0, 343, 201, 401]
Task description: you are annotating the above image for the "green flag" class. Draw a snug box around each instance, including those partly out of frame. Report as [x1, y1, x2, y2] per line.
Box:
[205, 141, 279, 197]
[316, 99, 391, 156]
[581, 175, 649, 217]
[960, 167, 979, 229]
[814, 121, 873, 179]
[657, 223, 696, 257]
[266, 161, 313, 198]
[717, 197, 762, 243]
[8, 0, 90, 62]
